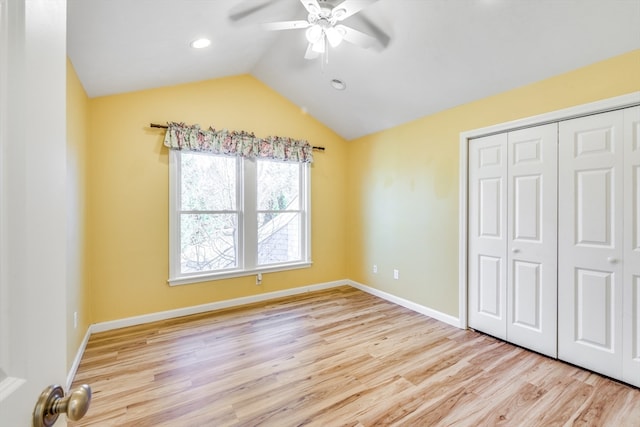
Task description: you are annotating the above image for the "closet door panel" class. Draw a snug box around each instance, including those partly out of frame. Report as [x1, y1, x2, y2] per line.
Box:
[559, 111, 624, 381]
[574, 269, 614, 348]
[507, 124, 558, 357]
[623, 106, 640, 387]
[469, 134, 508, 339]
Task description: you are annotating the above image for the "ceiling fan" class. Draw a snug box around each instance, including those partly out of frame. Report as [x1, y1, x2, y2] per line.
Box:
[230, 0, 389, 60]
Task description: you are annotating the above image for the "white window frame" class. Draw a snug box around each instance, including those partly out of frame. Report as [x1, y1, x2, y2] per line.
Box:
[168, 150, 311, 286]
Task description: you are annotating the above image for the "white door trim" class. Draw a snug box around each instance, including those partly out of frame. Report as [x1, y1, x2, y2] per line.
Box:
[458, 91, 640, 329]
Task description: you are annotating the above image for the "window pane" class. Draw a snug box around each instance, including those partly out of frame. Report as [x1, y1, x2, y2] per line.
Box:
[181, 213, 237, 273]
[181, 153, 236, 211]
[257, 160, 300, 211]
[257, 212, 301, 265]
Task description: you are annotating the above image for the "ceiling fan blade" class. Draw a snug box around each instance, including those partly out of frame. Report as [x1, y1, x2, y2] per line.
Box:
[335, 24, 385, 51]
[346, 14, 390, 49]
[229, 0, 279, 22]
[299, 0, 322, 15]
[263, 20, 311, 31]
[304, 43, 320, 59]
[331, 0, 379, 21]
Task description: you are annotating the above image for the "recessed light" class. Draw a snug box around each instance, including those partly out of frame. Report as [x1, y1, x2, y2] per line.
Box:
[190, 38, 211, 49]
[330, 78, 346, 91]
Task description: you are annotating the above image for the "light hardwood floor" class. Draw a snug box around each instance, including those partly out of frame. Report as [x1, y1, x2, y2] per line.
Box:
[70, 286, 639, 426]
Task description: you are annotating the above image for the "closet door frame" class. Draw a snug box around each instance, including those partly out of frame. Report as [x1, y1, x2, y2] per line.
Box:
[459, 91, 640, 329]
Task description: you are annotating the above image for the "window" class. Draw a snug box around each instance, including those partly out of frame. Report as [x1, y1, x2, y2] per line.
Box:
[169, 150, 311, 285]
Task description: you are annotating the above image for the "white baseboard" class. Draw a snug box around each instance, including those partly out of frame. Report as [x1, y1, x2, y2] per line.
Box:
[347, 280, 462, 328]
[67, 326, 92, 390]
[91, 280, 348, 334]
[68, 278, 463, 384]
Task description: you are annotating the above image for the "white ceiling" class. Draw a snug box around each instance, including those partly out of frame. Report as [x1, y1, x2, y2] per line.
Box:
[67, 0, 640, 140]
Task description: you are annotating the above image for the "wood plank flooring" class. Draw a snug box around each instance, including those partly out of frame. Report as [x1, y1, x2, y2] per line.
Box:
[70, 286, 640, 426]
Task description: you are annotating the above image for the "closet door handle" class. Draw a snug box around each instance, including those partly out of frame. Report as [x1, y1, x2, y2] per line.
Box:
[512, 248, 520, 254]
[607, 257, 619, 264]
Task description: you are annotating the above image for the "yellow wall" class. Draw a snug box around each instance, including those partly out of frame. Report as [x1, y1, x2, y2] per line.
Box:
[346, 49, 640, 317]
[86, 75, 348, 323]
[80, 49, 639, 327]
[66, 59, 90, 368]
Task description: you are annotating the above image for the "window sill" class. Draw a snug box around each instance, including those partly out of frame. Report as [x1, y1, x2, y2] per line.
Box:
[167, 261, 313, 286]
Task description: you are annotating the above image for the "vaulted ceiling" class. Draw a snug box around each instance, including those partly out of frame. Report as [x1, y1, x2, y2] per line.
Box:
[67, 0, 640, 140]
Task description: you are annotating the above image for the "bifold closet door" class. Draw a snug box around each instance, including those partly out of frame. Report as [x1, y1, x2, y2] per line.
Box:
[506, 125, 557, 358]
[623, 106, 640, 387]
[469, 133, 508, 340]
[469, 125, 558, 357]
[558, 110, 624, 381]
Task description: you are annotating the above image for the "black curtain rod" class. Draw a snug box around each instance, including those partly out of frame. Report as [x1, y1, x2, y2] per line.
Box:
[150, 123, 325, 151]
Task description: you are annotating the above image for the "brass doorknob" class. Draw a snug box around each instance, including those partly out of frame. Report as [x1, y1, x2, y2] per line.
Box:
[33, 384, 92, 427]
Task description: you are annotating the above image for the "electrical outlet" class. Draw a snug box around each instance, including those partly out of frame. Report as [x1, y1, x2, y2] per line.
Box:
[73, 311, 78, 329]
[373, 264, 378, 274]
[393, 269, 399, 280]
[256, 273, 263, 285]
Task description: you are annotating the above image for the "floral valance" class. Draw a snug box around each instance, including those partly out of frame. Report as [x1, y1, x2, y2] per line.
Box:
[163, 122, 313, 163]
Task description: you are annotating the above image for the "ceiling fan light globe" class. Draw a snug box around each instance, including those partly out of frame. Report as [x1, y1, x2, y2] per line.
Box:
[305, 24, 323, 43]
[325, 26, 343, 47]
[311, 37, 326, 53]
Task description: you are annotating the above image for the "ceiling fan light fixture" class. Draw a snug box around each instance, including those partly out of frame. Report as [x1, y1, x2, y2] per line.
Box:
[324, 26, 343, 47]
[189, 38, 211, 49]
[305, 24, 323, 44]
[259, 0, 387, 61]
[311, 37, 326, 53]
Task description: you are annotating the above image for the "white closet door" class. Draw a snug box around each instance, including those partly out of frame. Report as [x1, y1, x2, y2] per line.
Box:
[559, 110, 624, 381]
[507, 124, 558, 358]
[623, 106, 640, 387]
[469, 133, 508, 339]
